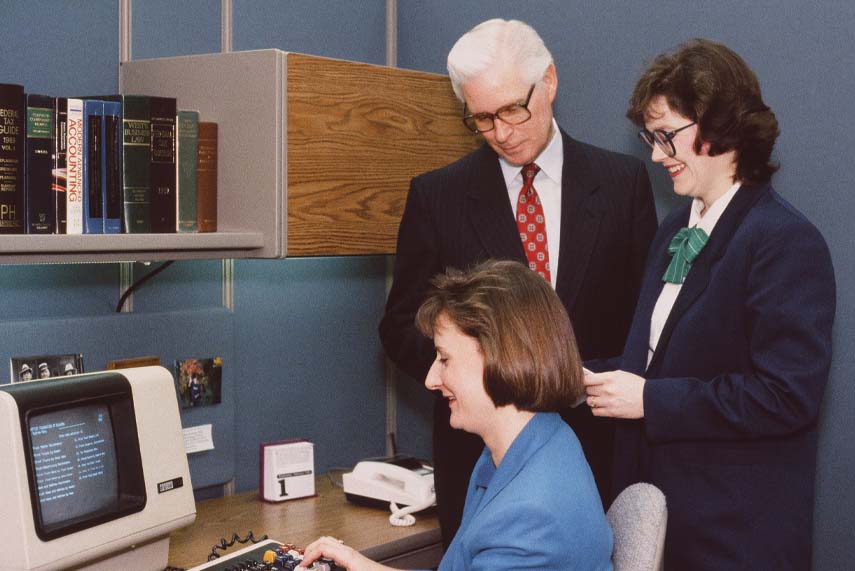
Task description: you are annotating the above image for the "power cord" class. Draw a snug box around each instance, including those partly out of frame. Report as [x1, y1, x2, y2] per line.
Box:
[116, 260, 175, 312]
[208, 530, 269, 561]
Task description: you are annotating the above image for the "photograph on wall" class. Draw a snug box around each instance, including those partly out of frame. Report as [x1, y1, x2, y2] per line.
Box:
[174, 357, 222, 408]
[10, 354, 84, 383]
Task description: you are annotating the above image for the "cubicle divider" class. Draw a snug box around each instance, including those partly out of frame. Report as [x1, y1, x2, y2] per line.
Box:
[0, 307, 236, 490]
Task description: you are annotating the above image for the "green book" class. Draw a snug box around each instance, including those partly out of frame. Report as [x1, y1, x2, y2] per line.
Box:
[176, 110, 198, 232]
[119, 95, 151, 233]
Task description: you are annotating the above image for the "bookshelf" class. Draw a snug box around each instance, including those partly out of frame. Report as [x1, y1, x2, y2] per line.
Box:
[0, 49, 475, 263]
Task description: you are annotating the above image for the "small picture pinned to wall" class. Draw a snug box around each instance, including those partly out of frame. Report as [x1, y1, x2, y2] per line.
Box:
[174, 357, 223, 408]
[10, 354, 84, 383]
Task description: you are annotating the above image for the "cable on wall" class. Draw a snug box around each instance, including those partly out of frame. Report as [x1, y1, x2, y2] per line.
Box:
[115, 261, 175, 313]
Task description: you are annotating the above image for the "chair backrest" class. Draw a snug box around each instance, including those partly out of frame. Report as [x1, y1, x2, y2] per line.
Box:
[606, 483, 667, 571]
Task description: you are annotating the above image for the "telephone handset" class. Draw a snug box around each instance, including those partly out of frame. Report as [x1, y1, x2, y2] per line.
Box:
[342, 457, 436, 527]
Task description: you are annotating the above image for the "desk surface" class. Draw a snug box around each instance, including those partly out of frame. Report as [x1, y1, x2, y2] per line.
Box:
[169, 476, 441, 568]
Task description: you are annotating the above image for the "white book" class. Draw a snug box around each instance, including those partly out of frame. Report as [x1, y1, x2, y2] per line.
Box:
[65, 98, 84, 234]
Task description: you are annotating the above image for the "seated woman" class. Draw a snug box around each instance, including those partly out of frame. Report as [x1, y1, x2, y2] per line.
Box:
[299, 259, 613, 571]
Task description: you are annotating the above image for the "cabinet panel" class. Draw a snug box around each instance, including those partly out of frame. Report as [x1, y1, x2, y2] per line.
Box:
[285, 52, 476, 256]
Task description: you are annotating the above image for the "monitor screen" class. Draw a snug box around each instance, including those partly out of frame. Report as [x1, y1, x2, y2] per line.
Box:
[0, 367, 196, 571]
[29, 403, 119, 527]
[13, 374, 148, 541]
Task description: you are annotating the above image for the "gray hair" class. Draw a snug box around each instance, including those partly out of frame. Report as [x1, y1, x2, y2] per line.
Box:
[447, 19, 554, 102]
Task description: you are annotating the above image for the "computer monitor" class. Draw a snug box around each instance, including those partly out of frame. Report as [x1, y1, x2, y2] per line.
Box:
[0, 366, 195, 571]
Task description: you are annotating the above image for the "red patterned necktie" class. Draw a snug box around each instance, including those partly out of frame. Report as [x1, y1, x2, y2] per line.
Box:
[516, 163, 551, 282]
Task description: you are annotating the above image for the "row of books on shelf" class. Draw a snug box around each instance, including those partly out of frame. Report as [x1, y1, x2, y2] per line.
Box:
[0, 82, 218, 235]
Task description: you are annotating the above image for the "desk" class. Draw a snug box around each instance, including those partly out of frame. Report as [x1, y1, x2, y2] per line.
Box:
[169, 477, 442, 569]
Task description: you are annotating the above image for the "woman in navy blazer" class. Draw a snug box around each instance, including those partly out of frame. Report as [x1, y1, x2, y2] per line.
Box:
[301, 260, 613, 570]
[584, 40, 836, 569]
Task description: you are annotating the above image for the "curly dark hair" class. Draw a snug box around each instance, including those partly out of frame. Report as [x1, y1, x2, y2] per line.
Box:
[627, 39, 779, 185]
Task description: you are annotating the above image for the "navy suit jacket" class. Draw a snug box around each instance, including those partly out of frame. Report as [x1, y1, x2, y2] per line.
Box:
[379, 131, 656, 540]
[611, 183, 835, 569]
[435, 413, 613, 571]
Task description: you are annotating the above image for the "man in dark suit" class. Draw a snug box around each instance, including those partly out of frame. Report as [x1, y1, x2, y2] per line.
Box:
[379, 18, 657, 547]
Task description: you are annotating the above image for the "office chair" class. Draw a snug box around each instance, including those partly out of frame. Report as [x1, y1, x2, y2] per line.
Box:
[606, 483, 667, 571]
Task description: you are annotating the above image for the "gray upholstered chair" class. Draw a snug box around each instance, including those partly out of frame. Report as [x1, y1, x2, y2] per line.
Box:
[606, 483, 668, 571]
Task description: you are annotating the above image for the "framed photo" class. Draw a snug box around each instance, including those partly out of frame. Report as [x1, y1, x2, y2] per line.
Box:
[174, 357, 222, 408]
[10, 354, 84, 383]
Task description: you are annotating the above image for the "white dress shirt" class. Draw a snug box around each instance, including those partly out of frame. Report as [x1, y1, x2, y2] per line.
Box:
[647, 181, 742, 366]
[499, 119, 563, 290]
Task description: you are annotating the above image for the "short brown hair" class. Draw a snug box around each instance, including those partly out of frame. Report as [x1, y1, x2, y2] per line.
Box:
[415, 260, 583, 411]
[627, 38, 779, 185]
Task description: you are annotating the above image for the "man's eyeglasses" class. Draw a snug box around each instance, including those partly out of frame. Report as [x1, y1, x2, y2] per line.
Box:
[463, 84, 536, 134]
[638, 122, 696, 157]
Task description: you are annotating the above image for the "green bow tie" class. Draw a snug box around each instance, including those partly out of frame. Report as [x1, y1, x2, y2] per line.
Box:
[662, 226, 709, 284]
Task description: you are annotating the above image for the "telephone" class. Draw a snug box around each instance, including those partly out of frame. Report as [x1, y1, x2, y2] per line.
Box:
[342, 456, 436, 527]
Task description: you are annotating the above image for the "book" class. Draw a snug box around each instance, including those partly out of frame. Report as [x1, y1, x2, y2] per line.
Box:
[197, 121, 217, 232]
[150, 96, 176, 233]
[25, 94, 54, 234]
[82, 99, 104, 234]
[119, 95, 151, 233]
[102, 101, 122, 233]
[0, 83, 26, 233]
[65, 98, 84, 234]
[176, 110, 198, 232]
[52, 97, 68, 233]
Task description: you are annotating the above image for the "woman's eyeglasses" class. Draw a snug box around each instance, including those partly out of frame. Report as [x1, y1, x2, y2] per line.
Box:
[638, 122, 696, 157]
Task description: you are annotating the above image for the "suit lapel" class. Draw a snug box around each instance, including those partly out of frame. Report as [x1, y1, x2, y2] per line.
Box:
[466, 145, 527, 262]
[623, 211, 687, 374]
[555, 132, 603, 308]
[647, 184, 768, 373]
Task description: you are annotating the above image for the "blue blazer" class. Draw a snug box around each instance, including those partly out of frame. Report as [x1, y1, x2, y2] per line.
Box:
[611, 183, 836, 569]
[437, 413, 613, 571]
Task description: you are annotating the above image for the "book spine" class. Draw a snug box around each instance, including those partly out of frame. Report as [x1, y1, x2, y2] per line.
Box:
[65, 98, 84, 234]
[150, 96, 176, 233]
[83, 99, 104, 234]
[102, 101, 122, 233]
[26, 94, 54, 234]
[0, 83, 26, 233]
[53, 97, 67, 233]
[176, 110, 199, 232]
[121, 95, 151, 233]
[196, 122, 218, 233]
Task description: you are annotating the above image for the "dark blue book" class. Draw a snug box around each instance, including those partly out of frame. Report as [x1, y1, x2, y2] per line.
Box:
[102, 101, 122, 233]
[53, 97, 68, 233]
[149, 96, 177, 233]
[82, 99, 104, 233]
[26, 94, 55, 234]
[0, 83, 26, 233]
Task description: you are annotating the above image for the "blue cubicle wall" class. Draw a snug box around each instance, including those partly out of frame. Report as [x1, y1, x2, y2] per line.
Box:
[0, 1, 391, 492]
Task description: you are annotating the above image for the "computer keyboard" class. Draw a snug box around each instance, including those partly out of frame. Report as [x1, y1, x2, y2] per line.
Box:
[184, 539, 344, 571]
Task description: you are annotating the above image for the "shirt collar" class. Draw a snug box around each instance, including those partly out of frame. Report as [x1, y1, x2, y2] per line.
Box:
[499, 118, 563, 188]
[689, 181, 742, 236]
[472, 412, 560, 490]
